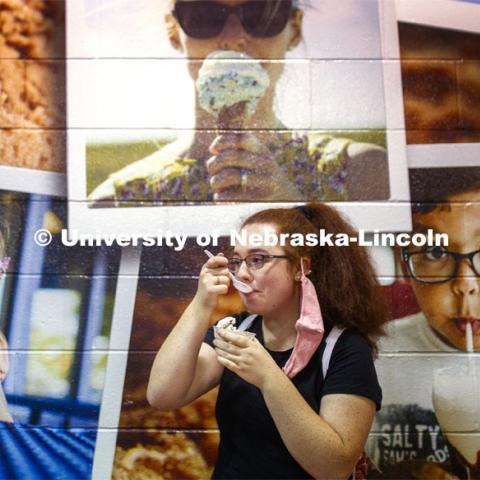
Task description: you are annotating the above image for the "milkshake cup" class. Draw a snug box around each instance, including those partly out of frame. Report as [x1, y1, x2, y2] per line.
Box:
[432, 357, 480, 479]
[214, 317, 256, 340]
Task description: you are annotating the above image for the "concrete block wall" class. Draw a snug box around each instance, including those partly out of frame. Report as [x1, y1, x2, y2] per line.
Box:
[1, 1, 479, 479]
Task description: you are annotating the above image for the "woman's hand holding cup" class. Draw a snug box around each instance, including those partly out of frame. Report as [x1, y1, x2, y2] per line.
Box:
[213, 328, 281, 389]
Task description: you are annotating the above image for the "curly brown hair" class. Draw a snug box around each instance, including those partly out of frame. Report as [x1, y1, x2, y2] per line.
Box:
[241, 203, 388, 354]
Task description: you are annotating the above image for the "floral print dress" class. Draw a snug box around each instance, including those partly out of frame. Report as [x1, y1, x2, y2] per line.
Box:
[91, 133, 353, 206]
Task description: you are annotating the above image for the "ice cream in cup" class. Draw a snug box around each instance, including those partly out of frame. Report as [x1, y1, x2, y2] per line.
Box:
[214, 316, 256, 340]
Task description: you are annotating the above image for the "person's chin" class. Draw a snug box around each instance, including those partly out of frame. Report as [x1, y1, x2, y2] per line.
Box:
[241, 292, 266, 313]
[243, 299, 262, 315]
[437, 322, 474, 351]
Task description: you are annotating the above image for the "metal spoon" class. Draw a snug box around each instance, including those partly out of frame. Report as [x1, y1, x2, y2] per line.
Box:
[204, 250, 253, 294]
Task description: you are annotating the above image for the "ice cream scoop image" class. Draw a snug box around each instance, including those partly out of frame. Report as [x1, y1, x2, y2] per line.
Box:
[196, 50, 270, 127]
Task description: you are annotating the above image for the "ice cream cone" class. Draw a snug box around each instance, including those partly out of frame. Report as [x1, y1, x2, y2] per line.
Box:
[196, 50, 270, 127]
[217, 101, 248, 130]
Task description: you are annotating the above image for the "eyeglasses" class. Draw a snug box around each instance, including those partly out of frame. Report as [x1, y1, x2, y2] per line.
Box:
[402, 247, 480, 284]
[172, 1, 294, 39]
[227, 253, 290, 274]
[0, 257, 10, 278]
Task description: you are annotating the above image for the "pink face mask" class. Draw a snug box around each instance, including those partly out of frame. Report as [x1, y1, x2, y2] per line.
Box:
[283, 259, 324, 378]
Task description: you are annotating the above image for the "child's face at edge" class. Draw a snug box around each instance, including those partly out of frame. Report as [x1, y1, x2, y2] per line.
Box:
[405, 190, 480, 351]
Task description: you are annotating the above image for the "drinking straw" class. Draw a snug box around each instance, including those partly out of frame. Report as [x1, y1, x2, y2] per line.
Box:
[466, 322, 474, 354]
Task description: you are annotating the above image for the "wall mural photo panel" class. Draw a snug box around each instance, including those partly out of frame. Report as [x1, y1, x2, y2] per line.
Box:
[369, 166, 480, 479]
[1, 0, 480, 479]
[66, 0, 411, 236]
[0, 1, 66, 173]
[0, 168, 122, 479]
[396, 0, 480, 147]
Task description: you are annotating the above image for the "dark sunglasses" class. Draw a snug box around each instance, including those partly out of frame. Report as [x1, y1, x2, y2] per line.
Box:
[173, 1, 295, 39]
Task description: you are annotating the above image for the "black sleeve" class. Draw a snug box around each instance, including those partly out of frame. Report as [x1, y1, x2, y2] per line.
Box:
[321, 331, 382, 411]
[204, 325, 215, 347]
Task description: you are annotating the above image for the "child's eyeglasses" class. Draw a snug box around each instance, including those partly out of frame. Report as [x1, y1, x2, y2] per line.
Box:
[402, 247, 480, 284]
[227, 253, 289, 274]
[172, 1, 294, 39]
[0, 257, 10, 278]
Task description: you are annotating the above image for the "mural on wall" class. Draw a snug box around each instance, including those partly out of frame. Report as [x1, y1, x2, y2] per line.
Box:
[0, 0, 479, 479]
[366, 10, 480, 478]
[399, 22, 480, 145]
[66, 0, 410, 236]
[369, 167, 480, 480]
[0, 1, 65, 172]
[0, 175, 121, 479]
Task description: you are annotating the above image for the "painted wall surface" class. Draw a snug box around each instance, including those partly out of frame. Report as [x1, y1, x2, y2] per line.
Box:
[0, 1, 479, 479]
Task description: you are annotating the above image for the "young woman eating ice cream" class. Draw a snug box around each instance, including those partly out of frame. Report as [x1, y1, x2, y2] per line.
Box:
[89, 0, 389, 205]
[147, 203, 387, 479]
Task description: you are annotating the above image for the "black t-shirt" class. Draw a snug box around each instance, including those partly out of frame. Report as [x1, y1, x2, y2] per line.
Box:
[204, 314, 382, 479]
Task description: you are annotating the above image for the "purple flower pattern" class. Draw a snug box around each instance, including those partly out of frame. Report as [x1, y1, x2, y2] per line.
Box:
[114, 133, 350, 203]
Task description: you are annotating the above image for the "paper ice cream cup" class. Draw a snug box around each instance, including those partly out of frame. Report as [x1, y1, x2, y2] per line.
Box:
[213, 326, 256, 340]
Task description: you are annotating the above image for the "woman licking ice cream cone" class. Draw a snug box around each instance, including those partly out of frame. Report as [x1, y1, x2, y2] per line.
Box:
[89, 1, 389, 206]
